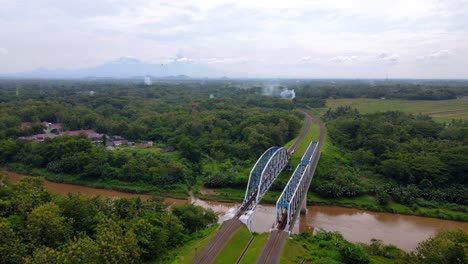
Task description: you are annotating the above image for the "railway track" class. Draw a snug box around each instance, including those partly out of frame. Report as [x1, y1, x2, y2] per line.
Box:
[192, 218, 243, 264]
[193, 110, 320, 264]
[193, 193, 257, 264]
[256, 111, 325, 264]
[255, 230, 289, 264]
[287, 109, 313, 154]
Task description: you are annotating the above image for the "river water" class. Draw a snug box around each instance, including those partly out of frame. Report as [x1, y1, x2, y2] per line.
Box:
[4, 170, 467, 251]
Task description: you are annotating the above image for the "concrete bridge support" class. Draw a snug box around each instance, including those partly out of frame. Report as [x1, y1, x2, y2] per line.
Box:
[300, 197, 307, 214]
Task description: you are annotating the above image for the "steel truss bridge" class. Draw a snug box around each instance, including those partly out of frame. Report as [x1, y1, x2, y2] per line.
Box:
[275, 141, 320, 231]
[238, 146, 289, 230]
[194, 142, 321, 264]
[255, 141, 320, 264]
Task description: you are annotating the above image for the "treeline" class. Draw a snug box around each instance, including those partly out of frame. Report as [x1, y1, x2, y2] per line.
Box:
[0, 135, 191, 189]
[293, 82, 468, 104]
[0, 177, 217, 263]
[313, 107, 467, 208]
[0, 80, 302, 190]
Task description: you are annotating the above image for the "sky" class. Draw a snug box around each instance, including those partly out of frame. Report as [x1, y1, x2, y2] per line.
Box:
[0, 0, 467, 78]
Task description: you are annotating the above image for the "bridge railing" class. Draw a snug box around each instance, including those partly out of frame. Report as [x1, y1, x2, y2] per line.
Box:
[243, 147, 278, 205]
[242, 146, 287, 210]
[275, 141, 319, 230]
[256, 147, 288, 203]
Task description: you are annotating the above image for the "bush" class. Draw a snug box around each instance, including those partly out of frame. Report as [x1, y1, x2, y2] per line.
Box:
[171, 204, 217, 234]
[338, 242, 370, 264]
[364, 239, 403, 259]
[376, 192, 391, 206]
[414, 229, 468, 264]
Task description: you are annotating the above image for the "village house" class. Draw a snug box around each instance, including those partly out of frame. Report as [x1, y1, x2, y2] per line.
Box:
[19, 129, 104, 144]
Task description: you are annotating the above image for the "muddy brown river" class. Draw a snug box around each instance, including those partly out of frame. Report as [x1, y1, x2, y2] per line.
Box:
[3, 169, 467, 251]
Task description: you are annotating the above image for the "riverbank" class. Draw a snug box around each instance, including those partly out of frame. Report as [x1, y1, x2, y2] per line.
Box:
[0, 168, 189, 205]
[2, 163, 189, 199]
[196, 186, 468, 222]
[3, 168, 467, 252]
[5, 165, 466, 222]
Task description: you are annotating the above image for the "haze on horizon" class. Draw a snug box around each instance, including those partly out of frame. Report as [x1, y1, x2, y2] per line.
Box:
[1, 0, 468, 79]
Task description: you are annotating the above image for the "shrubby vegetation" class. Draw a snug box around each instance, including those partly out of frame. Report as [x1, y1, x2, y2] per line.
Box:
[312, 106, 467, 218]
[0, 79, 467, 213]
[285, 229, 467, 264]
[0, 176, 217, 263]
[1, 135, 192, 195]
[0, 80, 302, 193]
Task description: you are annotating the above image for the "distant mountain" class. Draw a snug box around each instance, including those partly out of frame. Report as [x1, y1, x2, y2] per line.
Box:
[0, 57, 222, 79]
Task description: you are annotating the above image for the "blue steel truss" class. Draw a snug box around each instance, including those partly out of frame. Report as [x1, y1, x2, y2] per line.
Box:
[275, 141, 319, 230]
[242, 147, 288, 210]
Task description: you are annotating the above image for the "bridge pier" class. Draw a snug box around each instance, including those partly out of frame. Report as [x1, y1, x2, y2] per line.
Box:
[300, 197, 307, 214]
[239, 209, 256, 231]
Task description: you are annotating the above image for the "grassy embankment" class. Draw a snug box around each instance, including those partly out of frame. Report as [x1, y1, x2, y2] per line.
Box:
[213, 226, 252, 264]
[157, 225, 218, 264]
[170, 226, 268, 264]
[238, 233, 269, 264]
[281, 231, 405, 264]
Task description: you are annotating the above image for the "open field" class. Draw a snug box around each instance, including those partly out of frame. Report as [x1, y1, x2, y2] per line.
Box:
[326, 98, 468, 122]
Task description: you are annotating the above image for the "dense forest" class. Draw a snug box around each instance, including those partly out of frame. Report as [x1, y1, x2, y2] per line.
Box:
[0, 79, 467, 211]
[0, 80, 302, 195]
[311, 107, 467, 219]
[0, 177, 217, 263]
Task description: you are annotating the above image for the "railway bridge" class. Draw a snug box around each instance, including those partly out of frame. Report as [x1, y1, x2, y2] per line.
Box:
[255, 140, 321, 264]
[193, 146, 290, 264]
[193, 110, 322, 264]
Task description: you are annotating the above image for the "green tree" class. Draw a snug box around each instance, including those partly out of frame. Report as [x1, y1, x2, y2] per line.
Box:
[25, 247, 64, 264]
[0, 218, 26, 264]
[61, 236, 101, 264]
[414, 229, 468, 264]
[133, 213, 169, 260]
[25, 202, 72, 248]
[172, 204, 217, 233]
[10, 178, 51, 218]
[95, 219, 140, 263]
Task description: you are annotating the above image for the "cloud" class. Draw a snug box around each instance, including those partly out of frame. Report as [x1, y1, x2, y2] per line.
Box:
[425, 49, 452, 59]
[174, 57, 194, 63]
[378, 53, 399, 64]
[200, 57, 248, 64]
[329, 55, 358, 63]
[0, 1, 468, 78]
[0, 48, 8, 56]
[299, 56, 321, 63]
